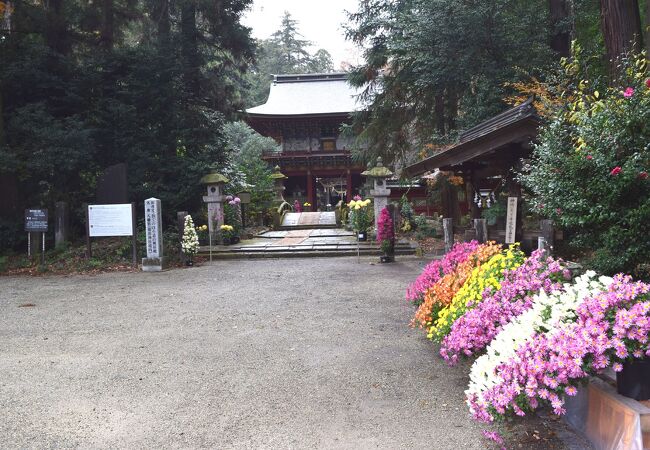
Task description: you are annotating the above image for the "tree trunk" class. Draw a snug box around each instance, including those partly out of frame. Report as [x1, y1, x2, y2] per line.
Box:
[0, 86, 5, 147]
[434, 93, 445, 135]
[99, 0, 114, 50]
[45, 0, 68, 54]
[446, 85, 458, 132]
[154, 0, 170, 45]
[600, 0, 643, 73]
[549, 0, 571, 57]
[181, 0, 200, 99]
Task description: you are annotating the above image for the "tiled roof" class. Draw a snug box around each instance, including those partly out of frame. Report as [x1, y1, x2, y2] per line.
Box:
[246, 73, 363, 117]
[458, 97, 536, 143]
[404, 98, 540, 177]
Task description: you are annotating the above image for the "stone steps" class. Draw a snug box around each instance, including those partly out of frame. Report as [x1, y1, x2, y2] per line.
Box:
[197, 242, 416, 259]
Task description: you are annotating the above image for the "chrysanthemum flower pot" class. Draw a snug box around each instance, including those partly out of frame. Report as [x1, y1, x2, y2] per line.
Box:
[380, 255, 394, 263]
[616, 359, 650, 400]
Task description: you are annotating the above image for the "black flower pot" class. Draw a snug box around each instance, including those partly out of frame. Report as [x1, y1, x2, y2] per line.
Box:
[222, 237, 232, 246]
[616, 359, 650, 400]
[380, 255, 394, 263]
[357, 231, 367, 242]
[186, 258, 193, 267]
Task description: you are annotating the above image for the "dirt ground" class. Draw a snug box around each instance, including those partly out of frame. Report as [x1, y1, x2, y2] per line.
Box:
[0, 256, 591, 449]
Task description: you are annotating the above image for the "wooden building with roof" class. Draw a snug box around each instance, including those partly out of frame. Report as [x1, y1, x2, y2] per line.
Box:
[404, 98, 543, 244]
[246, 73, 366, 211]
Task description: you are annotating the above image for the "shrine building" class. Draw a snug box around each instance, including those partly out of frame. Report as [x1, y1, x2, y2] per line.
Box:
[246, 73, 366, 211]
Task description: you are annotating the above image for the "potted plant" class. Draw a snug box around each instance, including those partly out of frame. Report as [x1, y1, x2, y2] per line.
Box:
[225, 196, 242, 243]
[181, 215, 200, 266]
[377, 206, 395, 262]
[348, 196, 372, 241]
[195, 224, 209, 245]
[220, 224, 235, 245]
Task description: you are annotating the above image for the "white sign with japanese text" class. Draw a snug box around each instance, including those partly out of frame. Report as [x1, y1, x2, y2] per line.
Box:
[88, 204, 133, 237]
[505, 197, 518, 244]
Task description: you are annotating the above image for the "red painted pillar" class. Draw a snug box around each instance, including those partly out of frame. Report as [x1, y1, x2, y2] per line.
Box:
[307, 171, 314, 211]
[346, 170, 352, 202]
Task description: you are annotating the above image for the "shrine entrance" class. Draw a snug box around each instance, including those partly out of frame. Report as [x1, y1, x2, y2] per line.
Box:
[315, 176, 347, 210]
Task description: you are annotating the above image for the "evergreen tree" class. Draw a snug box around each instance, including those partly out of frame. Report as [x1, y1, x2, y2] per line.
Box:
[0, 0, 254, 248]
[245, 11, 334, 107]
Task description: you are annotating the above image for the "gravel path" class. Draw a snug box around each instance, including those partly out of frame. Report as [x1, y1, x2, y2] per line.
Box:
[0, 257, 537, 448]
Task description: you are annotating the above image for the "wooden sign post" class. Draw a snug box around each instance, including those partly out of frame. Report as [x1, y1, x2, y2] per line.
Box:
[25, 209, 48, 264]
[86, 203, 137, 267]
[505, 197, 518, 244]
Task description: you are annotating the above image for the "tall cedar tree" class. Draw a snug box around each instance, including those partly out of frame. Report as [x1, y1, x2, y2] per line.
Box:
[245, 11, 334, 107]
[0, 0, 254, 248]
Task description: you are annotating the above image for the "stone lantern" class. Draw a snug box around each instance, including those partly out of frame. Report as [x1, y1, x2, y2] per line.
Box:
[360, 160, 374, 198]
[270, 165, 288, 204]
[269, 166, 291, 230]
[200, 170, 229, 240]
[364, 156, 394, 231]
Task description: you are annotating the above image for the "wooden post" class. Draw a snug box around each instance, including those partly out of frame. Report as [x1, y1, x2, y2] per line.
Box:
[177, 211, 188, 264]
[306, 171, 314, 211]
[466, 170, 480, 219]
[55, 201, 69, 248]
[177, 211, 188, 240]
[474, 218, 488, 243]
[346, 169, 352, 202]
[443, 218, 454, 253]
[85, 204, 92, 258]
[131, 202, 137, 267]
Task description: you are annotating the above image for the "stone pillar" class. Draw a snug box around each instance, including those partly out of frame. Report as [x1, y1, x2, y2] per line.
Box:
[200, 171, 229, 241]
[365, 157, 394, 231]
[540, 219, 554, 254]
[54, 201, 69, 248]
[443, 218, 454, 253]
[142, 198, 165, 272]
[473, 218, 488, 243]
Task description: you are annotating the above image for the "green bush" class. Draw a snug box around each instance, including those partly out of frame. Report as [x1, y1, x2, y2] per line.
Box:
[521, 49, 649, 278]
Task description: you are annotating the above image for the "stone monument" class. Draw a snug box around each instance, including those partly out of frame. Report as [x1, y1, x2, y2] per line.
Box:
[142, 197, 165, 271]
[365, 157, 394, 231]
[200, 170, 229, 241]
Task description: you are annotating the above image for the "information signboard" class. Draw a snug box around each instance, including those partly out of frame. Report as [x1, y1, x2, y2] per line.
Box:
[88, 204, 134, 237]
[505, 197, 518, 244]
[24, 209, 48, 232]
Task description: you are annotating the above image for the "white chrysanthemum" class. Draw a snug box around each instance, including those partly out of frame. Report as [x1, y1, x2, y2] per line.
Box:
[181, 215, 200, 255]
[466, 271, 613, 410]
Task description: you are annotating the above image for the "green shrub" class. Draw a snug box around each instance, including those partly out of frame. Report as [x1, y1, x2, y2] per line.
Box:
[521, 49, 649, 278]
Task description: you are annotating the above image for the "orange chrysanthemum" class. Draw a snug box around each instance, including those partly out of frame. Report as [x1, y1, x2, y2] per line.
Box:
[411, 242, 502, 329]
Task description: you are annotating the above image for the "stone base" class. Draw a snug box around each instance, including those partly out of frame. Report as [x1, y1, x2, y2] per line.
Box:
[564, 376, 650, 449]
[142, 257, 166, 272]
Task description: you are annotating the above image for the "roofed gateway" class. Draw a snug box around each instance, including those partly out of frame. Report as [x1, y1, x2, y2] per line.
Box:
[246, 73, 366, 211]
